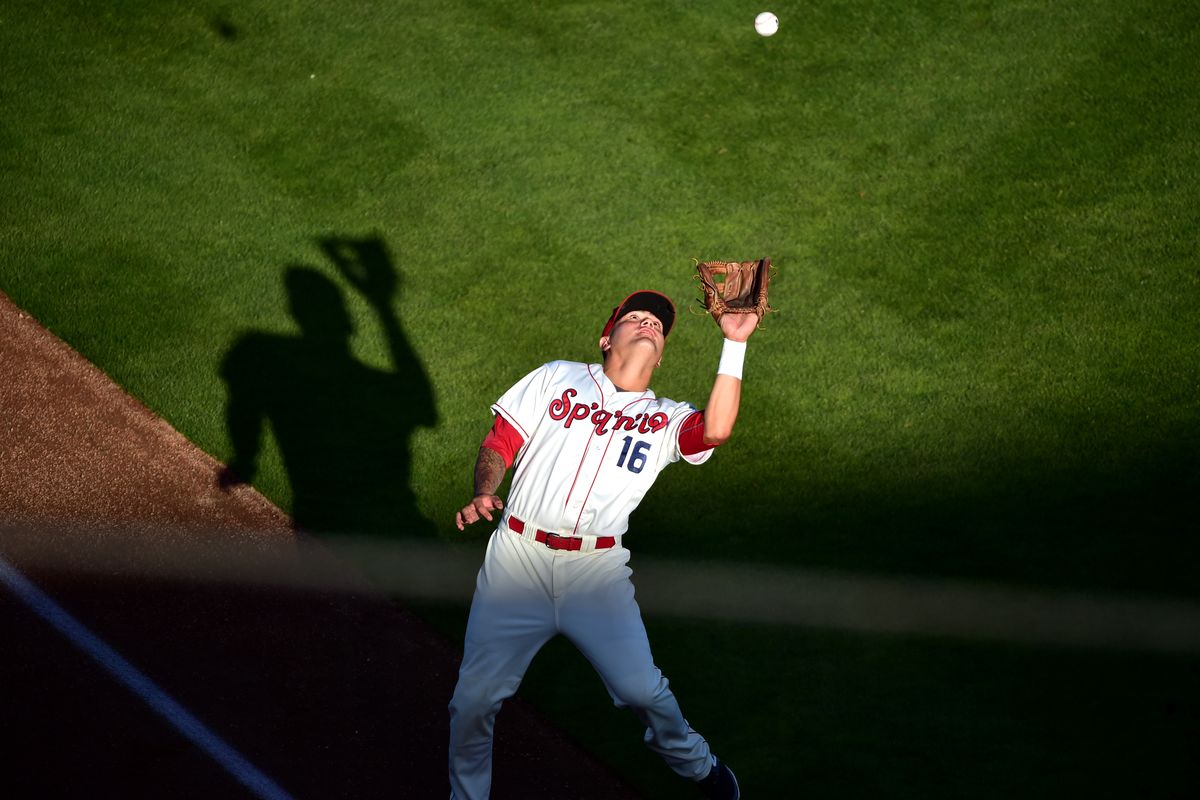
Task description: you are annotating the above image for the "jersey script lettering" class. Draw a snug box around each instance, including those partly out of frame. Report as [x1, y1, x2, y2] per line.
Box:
[547, 388, 669, 435]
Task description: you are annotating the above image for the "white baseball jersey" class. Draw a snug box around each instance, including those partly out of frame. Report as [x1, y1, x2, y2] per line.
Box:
[492, 360, 712, 538]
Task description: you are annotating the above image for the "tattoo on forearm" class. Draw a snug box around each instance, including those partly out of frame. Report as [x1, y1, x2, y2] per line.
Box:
[473, 447, 507, 497]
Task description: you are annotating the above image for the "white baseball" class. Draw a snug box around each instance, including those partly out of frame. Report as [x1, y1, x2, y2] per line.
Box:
[755, 11, 779, 37]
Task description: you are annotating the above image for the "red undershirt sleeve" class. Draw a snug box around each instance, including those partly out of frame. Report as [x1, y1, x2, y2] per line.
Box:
[679, 410, 718, 456]
[481, 414, 525, 469]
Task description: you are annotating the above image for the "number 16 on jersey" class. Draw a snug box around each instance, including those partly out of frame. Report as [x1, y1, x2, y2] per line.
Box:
[616, 437, 651, 474]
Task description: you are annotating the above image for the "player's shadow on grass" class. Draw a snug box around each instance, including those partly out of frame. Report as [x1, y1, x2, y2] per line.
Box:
[218, 236, 437, 538]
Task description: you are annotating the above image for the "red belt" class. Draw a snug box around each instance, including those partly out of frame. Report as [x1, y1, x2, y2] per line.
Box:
[507, 516, 617, 551]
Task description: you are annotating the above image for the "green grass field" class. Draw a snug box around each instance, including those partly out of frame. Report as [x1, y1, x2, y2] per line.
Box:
[3, 1, 1198, 796]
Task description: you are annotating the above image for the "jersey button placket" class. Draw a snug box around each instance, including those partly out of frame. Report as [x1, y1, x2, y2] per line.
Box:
[566, 428, 603, 530]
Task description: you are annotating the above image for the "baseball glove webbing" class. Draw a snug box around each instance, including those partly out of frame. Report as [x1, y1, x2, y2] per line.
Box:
[694, 258, 775, 324]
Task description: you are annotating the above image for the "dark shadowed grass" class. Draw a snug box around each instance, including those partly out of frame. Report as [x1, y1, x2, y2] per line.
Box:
[413, 599, 1200, 799]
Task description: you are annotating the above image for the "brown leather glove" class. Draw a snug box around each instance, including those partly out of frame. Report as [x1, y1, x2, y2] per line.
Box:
[695, 258, 775, 323]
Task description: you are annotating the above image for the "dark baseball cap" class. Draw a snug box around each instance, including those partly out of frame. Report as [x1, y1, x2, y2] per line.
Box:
[601, 290, 676, 339]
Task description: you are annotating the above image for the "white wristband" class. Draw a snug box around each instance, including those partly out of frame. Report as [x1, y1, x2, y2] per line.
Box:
[717, 338, 746, 380]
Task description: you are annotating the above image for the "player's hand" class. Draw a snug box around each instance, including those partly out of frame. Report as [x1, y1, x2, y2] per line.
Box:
[319, 237, 397, 307]
[719, 312, 759, 342]
[456, 494, 504, 531]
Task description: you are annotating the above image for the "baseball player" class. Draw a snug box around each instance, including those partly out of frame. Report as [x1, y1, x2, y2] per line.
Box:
[449, 289, 756, 799]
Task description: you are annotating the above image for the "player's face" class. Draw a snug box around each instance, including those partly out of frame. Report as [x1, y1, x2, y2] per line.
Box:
[607, 309, 665, 357]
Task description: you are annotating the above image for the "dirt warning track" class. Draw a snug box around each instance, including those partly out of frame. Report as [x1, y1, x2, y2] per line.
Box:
[0, 291, 639, 799]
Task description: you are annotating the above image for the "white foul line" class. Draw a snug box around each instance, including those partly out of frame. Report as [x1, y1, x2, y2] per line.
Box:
[0, 554, 296, 800]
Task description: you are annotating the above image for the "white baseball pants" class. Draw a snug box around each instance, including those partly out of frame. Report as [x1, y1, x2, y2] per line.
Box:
[448, 526, 712, 799]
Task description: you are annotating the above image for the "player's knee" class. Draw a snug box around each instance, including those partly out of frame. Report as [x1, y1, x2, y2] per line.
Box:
[610, 670, 670, 712]
[449, 680, 504, 724]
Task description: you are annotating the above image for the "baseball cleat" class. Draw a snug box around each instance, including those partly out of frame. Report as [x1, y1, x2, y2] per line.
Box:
[697, 757, 740, 799]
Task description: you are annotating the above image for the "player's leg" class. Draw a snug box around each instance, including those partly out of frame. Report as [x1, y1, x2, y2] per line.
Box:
[557, 549, 713, 782]
[449, 531, 556, 800]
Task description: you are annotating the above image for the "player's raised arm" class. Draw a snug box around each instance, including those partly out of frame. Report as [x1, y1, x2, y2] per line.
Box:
[694, 257, 773, 446]
[701, 312, 758, 445]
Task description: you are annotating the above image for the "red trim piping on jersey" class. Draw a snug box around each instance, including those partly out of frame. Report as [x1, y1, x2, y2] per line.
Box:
[571, 429, 622, 534]
[586, 363, 652, 410]
[492, 402, 530, 441]
[587, 365, 607, 406]
[562, 367, 630, 513]
[563, 430, 594, 524]
[561, 365, 614, 522]
[564, 389, 656, 534]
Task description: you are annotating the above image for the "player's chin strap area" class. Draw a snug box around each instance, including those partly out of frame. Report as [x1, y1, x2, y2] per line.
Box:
[504, 514, 619, 553]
